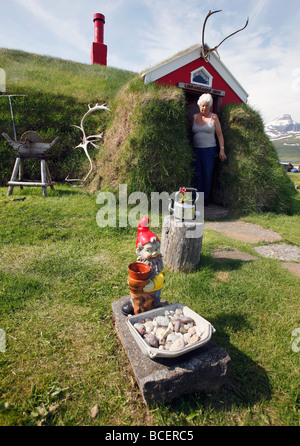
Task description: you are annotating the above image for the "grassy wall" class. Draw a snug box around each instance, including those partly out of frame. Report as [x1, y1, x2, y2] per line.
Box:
[90, 78, 194, 196]
[212, 104, 296, 214]
[91, 85, 296, 214]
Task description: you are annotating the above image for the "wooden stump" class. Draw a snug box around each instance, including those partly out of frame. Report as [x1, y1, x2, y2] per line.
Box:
[161, 215, 204, 272]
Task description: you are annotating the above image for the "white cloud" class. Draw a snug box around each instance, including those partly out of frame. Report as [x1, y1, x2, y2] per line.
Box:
[116, 0, 300, 122]
[14, 0, 90, 54]
[248, 0, 270, 24]
[219, 19, 300, 122]
[2, 0, 300, 122]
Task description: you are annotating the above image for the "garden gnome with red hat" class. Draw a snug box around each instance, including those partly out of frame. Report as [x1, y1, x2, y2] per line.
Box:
[122, 217, 166, 316]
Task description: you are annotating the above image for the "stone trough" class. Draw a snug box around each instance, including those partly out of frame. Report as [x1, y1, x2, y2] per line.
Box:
[112, 295, 231, 406]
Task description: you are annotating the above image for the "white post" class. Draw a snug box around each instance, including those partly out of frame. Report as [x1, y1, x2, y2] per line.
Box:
[41, 159, 47, 196]
[7, 157, 21, 196]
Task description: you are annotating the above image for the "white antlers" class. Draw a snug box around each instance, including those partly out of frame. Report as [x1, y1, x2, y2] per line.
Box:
[201, 10, 249, 60]
[65, 103, 110, 184]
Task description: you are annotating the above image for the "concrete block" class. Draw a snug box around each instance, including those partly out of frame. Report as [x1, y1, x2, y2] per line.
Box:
[112, 295, 232, 406]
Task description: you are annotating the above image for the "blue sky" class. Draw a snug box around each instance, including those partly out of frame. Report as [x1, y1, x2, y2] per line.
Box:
[1, 0, 300, 123]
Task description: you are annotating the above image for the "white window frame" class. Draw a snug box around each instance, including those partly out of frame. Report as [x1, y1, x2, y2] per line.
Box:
[190, 67, 213, 87]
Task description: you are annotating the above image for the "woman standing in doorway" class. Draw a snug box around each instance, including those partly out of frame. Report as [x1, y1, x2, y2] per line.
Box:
[192, 93, 226, 205]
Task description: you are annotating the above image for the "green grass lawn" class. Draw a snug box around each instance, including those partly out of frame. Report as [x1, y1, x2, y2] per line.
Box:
[0, 184, 299, 426]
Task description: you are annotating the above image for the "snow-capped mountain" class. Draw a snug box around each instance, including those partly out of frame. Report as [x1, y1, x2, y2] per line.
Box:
[265, 114, 300, 162]
[265, 114, 300, 139]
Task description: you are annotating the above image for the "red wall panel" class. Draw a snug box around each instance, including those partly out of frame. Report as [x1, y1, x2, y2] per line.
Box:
[154, 58, 242, 106]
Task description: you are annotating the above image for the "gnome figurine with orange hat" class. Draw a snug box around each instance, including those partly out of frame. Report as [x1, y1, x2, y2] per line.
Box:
[122, 216, 166, 316]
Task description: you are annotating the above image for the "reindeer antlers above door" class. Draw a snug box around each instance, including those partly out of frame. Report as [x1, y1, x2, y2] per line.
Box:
[201, 10, 249, 60]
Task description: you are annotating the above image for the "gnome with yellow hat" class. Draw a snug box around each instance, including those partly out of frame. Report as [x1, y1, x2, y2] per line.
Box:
[122, 217, 166, 316]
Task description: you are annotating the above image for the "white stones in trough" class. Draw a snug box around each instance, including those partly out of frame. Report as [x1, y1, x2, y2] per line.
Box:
[127, 303, 215, 359]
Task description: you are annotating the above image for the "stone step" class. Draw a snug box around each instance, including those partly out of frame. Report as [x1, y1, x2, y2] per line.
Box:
[207, 222, 300, 276]
[205, 220, 282, 243]
[254, 243, 300, 261]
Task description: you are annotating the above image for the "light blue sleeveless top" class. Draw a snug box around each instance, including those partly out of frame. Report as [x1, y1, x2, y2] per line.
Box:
[192, 114, 216, 148]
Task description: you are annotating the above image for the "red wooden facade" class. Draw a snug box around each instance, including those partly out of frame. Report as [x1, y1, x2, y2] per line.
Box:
[142, 45, 248, 115]
[155, 58, 242, 107]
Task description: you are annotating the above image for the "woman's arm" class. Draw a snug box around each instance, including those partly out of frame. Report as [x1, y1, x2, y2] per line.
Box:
[214, 114, 227, 162]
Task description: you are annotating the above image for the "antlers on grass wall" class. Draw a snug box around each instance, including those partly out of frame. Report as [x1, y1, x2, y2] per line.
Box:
[65, 103, 110, 184]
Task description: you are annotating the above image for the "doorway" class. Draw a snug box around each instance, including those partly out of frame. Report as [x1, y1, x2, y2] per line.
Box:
[184, 91, 223, 145]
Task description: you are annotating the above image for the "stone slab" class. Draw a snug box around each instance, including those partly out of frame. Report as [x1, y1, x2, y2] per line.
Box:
[213, 248, 259, 262]
[254, 243, 300, 261]
[112, 295, 231, 406]
[281, 262, 300, 277]
[205, 220, 282, 243]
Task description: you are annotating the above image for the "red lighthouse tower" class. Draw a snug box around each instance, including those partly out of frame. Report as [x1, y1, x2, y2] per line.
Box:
[91, 13, 107, 66]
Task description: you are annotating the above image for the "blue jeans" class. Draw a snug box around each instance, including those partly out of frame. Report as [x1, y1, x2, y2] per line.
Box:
[194, 146, 216, 201]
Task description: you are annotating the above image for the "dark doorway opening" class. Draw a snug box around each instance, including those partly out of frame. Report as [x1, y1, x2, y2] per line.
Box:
[181, 88, 225, 205]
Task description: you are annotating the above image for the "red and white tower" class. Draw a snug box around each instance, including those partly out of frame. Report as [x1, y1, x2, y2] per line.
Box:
[91, 13, 107, 66]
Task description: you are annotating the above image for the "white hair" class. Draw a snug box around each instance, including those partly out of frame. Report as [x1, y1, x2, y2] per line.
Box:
[197, 93, 213, 108]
